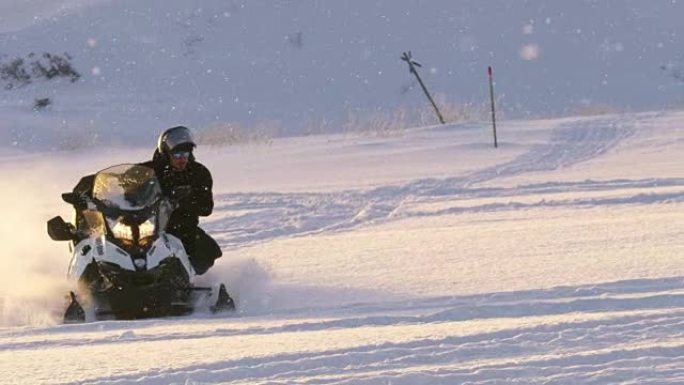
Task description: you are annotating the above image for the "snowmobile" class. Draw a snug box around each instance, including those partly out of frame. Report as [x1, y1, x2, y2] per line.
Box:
[47, 164, 235, 323]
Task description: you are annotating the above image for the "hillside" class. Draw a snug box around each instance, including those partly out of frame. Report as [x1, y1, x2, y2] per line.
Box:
[1, 0, 683, 149]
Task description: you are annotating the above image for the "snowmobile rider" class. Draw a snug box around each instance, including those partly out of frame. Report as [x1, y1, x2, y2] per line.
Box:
[140, 126, 222, 275]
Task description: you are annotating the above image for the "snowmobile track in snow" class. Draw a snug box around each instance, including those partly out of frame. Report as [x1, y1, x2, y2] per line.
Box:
[4, 277, 681, 385]
[206, 114, 682, 251]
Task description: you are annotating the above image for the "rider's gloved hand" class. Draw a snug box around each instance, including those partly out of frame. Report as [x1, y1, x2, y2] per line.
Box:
[170, 185, 193, 207]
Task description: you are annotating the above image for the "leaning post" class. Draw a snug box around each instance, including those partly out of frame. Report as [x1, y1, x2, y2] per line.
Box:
[401, 51, 445, 124]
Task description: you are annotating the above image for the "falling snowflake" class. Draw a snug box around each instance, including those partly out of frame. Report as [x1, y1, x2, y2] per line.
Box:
[519, 44, 540, 60]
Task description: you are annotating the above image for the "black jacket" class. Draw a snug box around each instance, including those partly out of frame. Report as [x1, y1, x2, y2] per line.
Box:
[140, 150, 214, 235]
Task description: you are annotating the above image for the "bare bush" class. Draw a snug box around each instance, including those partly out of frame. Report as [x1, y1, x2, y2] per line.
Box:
[0, 58, 31, 89]
[29, 52, 81, 82]
[199, 98, 497, 145]
[54, 125, 100, 151]
[195, 121, 278, 147]
[251, 120, 279, 145]
[301, 117, 332, 136]
[0, 52, 80, 90]
[343, 108, 411, 137]
[196, 122, 246, 146]
[33, 98, 52, 110]
[570, 103, 620, 117]
[343, 98, 492, 137]
[430, 94, 493, 124]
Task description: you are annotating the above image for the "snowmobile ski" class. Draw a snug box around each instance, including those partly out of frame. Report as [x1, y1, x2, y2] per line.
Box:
[63, 292, 86, 323]
[210, 284, 236, 313]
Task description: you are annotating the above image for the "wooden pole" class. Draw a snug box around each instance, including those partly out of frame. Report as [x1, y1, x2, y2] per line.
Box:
[488, 66, 498, 148]
[401, 51, 445, 124]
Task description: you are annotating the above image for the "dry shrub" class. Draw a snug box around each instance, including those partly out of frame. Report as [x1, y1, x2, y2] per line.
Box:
[301, 117, 333, 136]
[570, 103, 620, 117]
[197, 96, 501, 144]
[429, 94, 495, 124]
[343, 108, 410, 137]
[196, 120, 278, 147]
[55, 125, 100, 151]
[342, 96, 495, 137]
[0, 52, 80, 90]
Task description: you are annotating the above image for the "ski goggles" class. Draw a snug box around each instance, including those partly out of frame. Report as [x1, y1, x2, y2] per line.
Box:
[170, 151, 191, 160]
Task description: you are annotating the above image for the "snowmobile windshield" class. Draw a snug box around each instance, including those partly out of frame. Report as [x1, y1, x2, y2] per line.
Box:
[92, 165, 161, 211]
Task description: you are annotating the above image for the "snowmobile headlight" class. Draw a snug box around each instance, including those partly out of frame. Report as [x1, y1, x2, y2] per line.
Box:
[107, 217, 134, 240]
[139, 218, 156, 238]
[81, 210, 105, 236]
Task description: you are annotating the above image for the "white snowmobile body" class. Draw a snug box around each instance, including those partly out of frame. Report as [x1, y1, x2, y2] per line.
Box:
[67, 232, 195, 282]
[48, 164, 234, 322]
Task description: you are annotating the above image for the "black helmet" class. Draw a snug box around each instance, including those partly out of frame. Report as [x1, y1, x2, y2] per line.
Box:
[157, 126, 196, 154]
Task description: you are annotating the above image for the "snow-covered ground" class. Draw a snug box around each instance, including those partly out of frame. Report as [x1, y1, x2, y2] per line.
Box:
[1, 1, 684, 384]
[1, 110, 683, 384]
